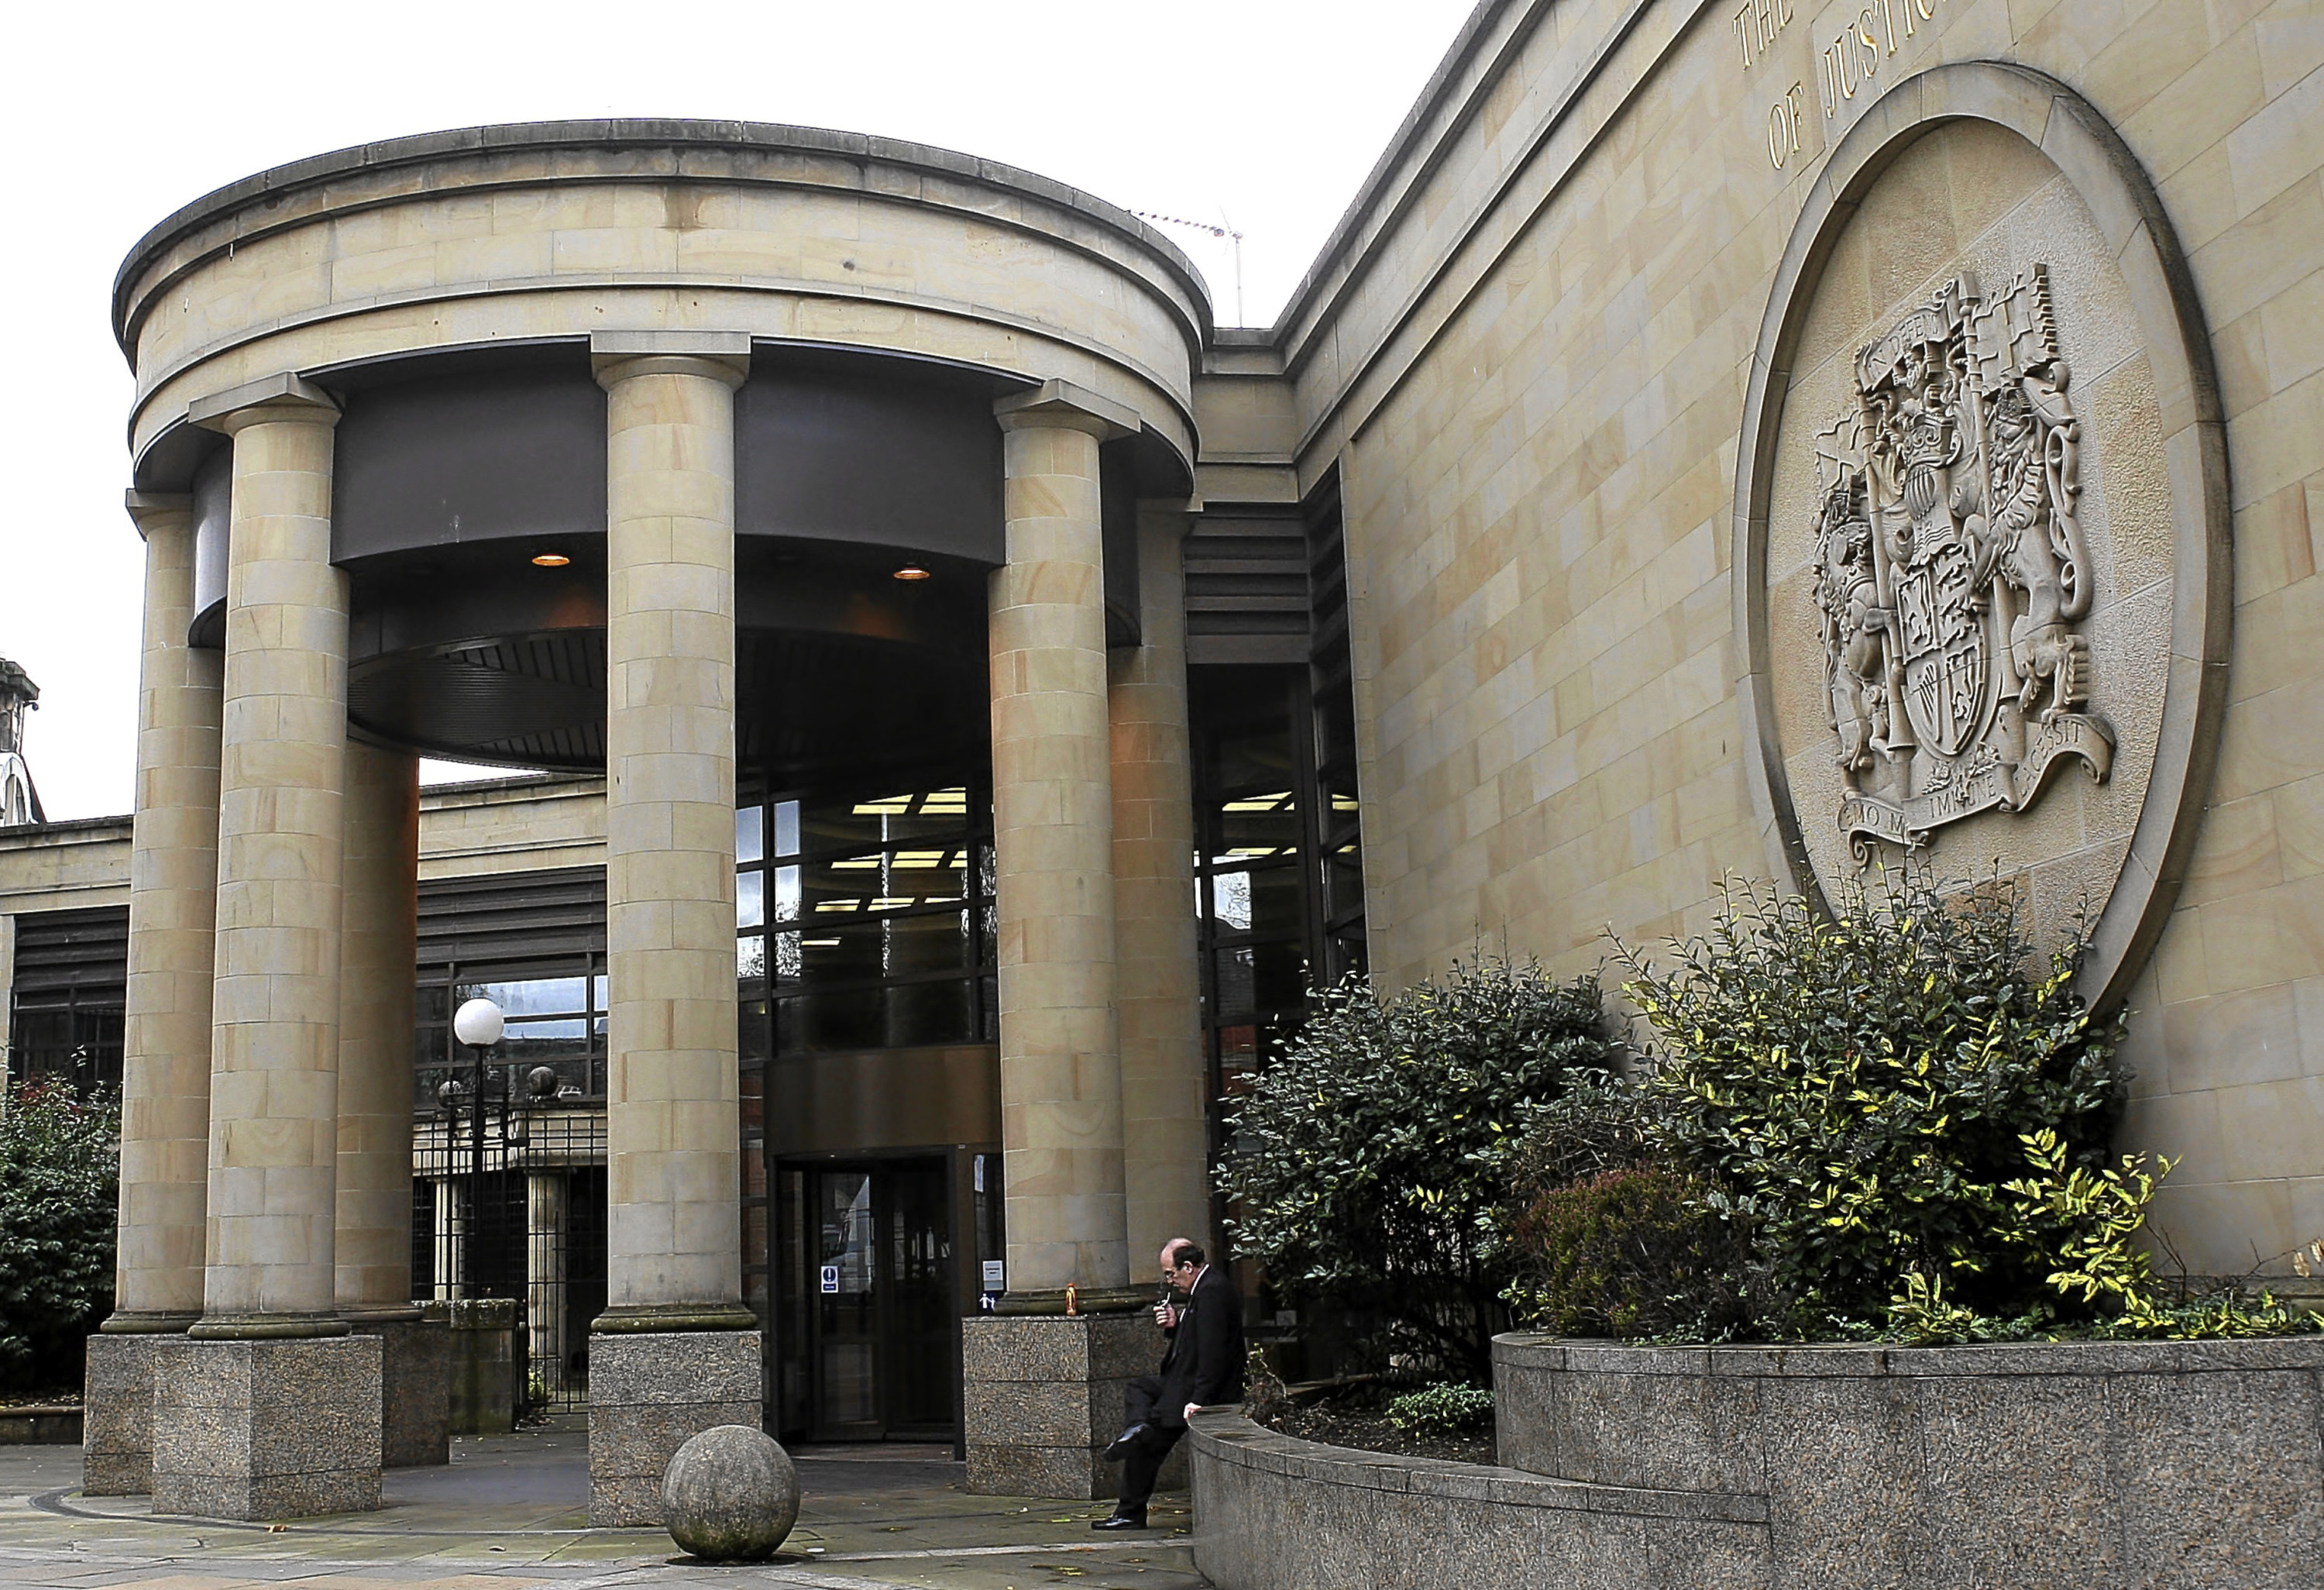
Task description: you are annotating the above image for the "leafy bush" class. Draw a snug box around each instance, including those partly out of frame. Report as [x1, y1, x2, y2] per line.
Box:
[1217, 958, 1608, 1380]
[1506, 1164, 1762, 1340]
[0, 1080, 120, 1390]
[1506, 1068, 1657, 1191]
[1613, 872, 2134, 1337]
[1384, 1381, 1494, 1437]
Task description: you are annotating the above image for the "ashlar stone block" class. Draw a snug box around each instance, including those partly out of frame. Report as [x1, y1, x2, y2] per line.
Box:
[150, 1334, 383, 1520]
[963, 1312, 1180, 1499]
[586, 1330, 763, 1527]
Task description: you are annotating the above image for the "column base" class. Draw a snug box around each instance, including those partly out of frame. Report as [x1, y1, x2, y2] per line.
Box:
[346, 1310, 450, 1467]
[84, 1330, 185, 1495]
[151, 1335, 383, 1520]
[424, 1299, 520, 1437]
[964, 1313, 1184, 1499]
[586, 1330, 762, 1526]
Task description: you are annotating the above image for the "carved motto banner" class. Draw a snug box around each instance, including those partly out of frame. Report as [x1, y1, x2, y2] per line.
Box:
[1810, 266, 2113, 854]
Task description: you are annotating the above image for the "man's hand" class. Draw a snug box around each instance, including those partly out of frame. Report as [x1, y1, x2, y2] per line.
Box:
[1154, 1303, 1177, 1330]
[1182, 1402, 1202, 1423]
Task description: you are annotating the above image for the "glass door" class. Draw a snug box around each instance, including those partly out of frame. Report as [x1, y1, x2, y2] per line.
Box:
[792, 1158, 957, 1441]
[811, 1169, 882, 1439]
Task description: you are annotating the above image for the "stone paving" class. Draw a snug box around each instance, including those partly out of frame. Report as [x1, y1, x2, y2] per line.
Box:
[0, 1427, 1205, 1590]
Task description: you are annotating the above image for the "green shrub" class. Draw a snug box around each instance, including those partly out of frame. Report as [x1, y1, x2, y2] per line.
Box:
[1506, 1164, 1762, 1340]
[0, 1080, 120, 1390]
[1614, 871, 2133, 1337]
[1217, 958, 1609, 1380]
[1384, 1381, 1494, 1437]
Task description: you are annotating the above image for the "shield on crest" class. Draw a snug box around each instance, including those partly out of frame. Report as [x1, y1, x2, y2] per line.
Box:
[1893, 530, 1987, 759]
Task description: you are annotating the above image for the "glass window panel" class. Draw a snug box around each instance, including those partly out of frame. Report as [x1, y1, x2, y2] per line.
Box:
[884, 979, 971, 1048]
[1212, 790, 1299, 862]
[786, 986, 883, 1051]
[1210, 727, 1296, 791]
[738, 934, 767, 982]
[592, 975, 609, 1013]
[738, 869, 765, 929]
[772, 865, 802, 924]
[773, 800, 801, 859]
[1208, 866, 1304, 943]
[1212, 871, 1252, 931]
[737, 804, 765, 866]
[458, 978, 586, 1017]
[1209, 938, 1311, 1026]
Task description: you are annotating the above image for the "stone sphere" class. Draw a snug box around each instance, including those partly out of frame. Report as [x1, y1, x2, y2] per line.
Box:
[662, 1424, 799, 1562]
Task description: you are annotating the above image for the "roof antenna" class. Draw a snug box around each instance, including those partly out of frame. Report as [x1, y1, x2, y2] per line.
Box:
[1133, 208, 1245, 327]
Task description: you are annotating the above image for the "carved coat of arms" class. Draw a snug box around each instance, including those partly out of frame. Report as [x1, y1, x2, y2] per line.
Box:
[1810, 267, 2113, 852]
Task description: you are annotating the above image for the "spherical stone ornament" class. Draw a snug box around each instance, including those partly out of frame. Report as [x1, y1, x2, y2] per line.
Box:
[662, 1424, 799, 1562]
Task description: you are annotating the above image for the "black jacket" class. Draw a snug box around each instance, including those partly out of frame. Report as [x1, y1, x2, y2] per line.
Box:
[1157, 1265, 1246, 1413]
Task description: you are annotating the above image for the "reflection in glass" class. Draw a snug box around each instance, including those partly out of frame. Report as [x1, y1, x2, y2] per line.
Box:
[741, 777, 992, 1056]
[737, 805, 765, 866]
[459, 978, 586, 1017]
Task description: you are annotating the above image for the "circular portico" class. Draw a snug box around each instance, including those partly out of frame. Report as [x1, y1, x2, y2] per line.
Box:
[100, 120, 1213, 1523]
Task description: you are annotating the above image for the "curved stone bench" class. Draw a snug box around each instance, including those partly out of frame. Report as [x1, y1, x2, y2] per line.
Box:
[1495, 1333, 2324, 1589]
[1185, 1411, 1771, 1590]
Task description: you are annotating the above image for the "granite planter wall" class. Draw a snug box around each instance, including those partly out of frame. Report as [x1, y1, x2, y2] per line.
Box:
[0, 1406, 82, 1445]
[1186, 1411, 1772, 1590]
[1494, 1333, 2324, 1590]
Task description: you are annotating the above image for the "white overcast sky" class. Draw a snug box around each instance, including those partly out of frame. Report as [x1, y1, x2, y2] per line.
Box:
[0, 0, 1476, 820]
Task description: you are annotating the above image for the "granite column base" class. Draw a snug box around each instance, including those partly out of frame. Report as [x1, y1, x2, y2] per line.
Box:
[348, 1312, 449, 1467]
[964, 1313, 1185, 1499]
[150, 1335, 383, 1520]
[83, 1330, 182, 1495]
[586, 1330, 762, 1526]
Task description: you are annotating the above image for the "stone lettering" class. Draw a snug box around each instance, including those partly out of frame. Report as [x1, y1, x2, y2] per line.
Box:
[1733, 0, 1796, 70]
[1820, 0, 1939, 115]
[1768, 82, 1807, 168]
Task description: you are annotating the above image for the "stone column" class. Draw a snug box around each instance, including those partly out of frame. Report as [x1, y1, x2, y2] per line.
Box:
[85, 491, 221, 1497]
[987, 380, 1138, 1299]
[1109, 503, 1209, 1265]
[431, 1178, 466, 1300]
[152, 376, 382, 1522]
[527, 1172, 568, 1396]
[586, 331, 761, 1527]
[336, 741, 445, 1467]
[965, 380, 1146, 1500]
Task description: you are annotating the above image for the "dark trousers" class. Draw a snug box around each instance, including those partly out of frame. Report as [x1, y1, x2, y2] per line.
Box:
[1116, 1374, 1184, 1513]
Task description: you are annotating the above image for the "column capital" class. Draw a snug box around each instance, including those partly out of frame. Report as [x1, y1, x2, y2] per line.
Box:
[123, 490, 192, 541]
[590, 330, 751, 389]
[187, 373, 341, 436]
[994, 379, 1139, 442]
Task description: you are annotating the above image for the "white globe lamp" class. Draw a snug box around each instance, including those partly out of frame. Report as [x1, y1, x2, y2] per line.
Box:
[452, 996, 505, 1049]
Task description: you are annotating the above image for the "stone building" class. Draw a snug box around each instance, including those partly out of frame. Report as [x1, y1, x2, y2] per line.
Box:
[1, 0, 2317, 1526]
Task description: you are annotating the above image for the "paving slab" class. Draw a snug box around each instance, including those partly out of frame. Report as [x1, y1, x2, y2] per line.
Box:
[0, 1430, 1203, 1590]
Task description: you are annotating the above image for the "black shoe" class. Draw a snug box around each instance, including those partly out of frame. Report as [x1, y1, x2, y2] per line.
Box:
[1102, 1424, 1146, 1463]
[1092, 1510, 1149, 1531]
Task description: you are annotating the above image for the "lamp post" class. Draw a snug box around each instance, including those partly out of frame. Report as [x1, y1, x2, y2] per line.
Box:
[439, 997, 504, 1301]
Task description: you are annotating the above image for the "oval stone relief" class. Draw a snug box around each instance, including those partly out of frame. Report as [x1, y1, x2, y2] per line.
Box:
[1734, 65, 2229, 1010]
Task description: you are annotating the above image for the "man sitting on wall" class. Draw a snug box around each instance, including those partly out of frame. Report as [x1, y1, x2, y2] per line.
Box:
[1094, 1237, 1245, 1530]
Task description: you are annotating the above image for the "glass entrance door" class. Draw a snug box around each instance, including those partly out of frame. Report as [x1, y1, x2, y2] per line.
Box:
[789, 1158, 955, 1440]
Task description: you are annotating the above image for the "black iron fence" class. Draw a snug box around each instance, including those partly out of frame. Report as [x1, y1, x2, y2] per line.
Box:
[411, 1065, 607, 1415]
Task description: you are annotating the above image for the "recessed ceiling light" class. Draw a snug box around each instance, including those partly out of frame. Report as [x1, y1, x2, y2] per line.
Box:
[892, 566, 931, 581]
[531, 552, 571, 568]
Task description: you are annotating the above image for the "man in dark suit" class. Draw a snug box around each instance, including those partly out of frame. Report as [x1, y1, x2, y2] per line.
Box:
[1094, 1237, 1245, 1530]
